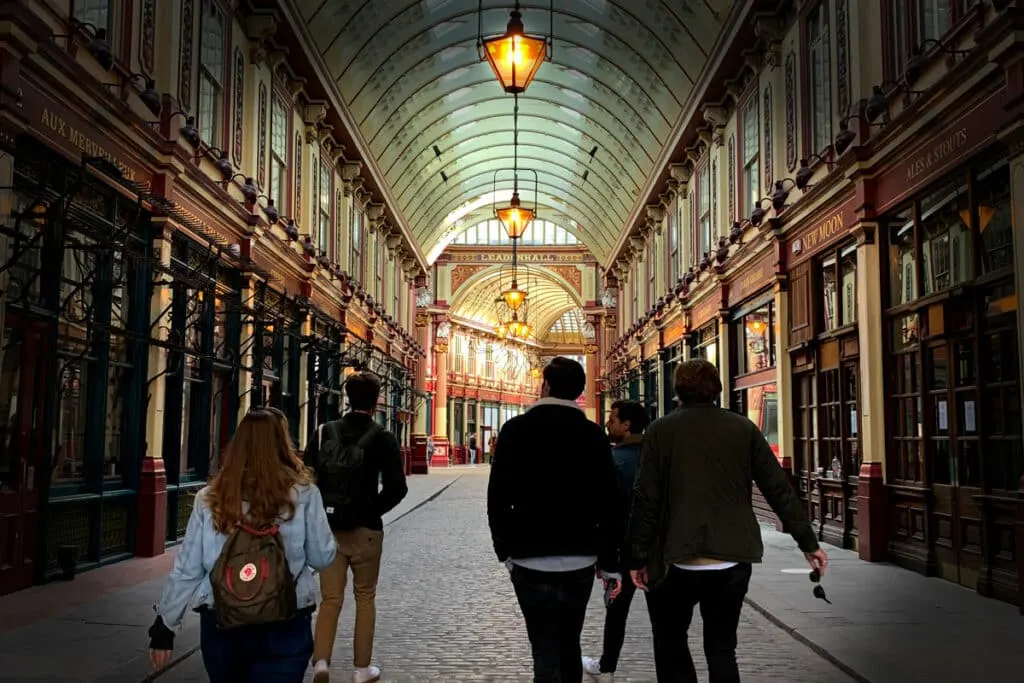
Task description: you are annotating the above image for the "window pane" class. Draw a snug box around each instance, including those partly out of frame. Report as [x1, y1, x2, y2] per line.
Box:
[977, 163, 1013, 274]
[200, 0, 225, 79]
[271, 99, 288, 157]
[888, 208, 916, 306]
[742, 96, 759, 163]
[920, 181, 970, 295]
[840, 246, 856, 325]
[197, 74, 218, 144]
[809, 2, 832, 154]
[822, 257, 837, 331]
[75, 0, 110, 32]
[743, 305, 772, 373]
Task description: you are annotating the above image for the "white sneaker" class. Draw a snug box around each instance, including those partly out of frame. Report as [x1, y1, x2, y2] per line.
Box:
[582, 656, 614, 682]
[353, 665, 381, 683]
[312, 659, 330, 683]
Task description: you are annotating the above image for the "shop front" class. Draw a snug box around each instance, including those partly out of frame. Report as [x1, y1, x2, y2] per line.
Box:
[660, 314, 687, 415]
[875, 85, 1020, 603]
[686, 285, 724, 408]
[784, 193, 862, 549]
[726, 251, 780, 525]
[642, 334, 660, 422]
[0, 132, 156, 593]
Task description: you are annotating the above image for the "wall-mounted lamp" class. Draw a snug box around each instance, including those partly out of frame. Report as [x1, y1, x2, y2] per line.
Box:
[749, 197, 773, 227]
[54, 21, 113, 70]
[226, 176, 258, 204]
[834, 115, 885, 156]
[903, 39, 972, 88]
[117, 73, 162, 116]
[771, 179, 797, 212]
[211, 149, 233, 179]
[180, 116, 201, 148]
[794, 153, 837, 190]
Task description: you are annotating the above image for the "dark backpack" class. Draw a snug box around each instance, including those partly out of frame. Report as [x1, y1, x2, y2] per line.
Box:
[315, 421, 383, 530]
[209, 521, 297, 630]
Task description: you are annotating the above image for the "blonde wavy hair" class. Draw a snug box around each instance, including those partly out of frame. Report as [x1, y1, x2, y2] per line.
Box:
[206, 408, 312, 534]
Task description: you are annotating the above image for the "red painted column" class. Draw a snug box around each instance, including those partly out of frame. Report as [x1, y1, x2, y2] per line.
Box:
[136, 458, 167, 557]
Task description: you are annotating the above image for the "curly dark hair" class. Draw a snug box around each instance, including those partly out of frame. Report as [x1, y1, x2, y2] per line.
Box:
[674, 359, 723, 405]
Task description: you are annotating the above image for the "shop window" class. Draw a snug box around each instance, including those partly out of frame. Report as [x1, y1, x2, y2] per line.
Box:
[197, 0, 226, 145]
[821, 243, 857, 331]
[0, 328, 20, 489]
[319, 162, 332, 257]
[977, 162, 1013, 274]
[733, 383, 779, 455]
[269, 97, 289, 211]
[741, 93, 760, 217]
[920, 181, 971, 295]
[735, 301, 776, 375]
[375, 231, 384, 300]
[807, 1, 832, 156]
[692, 322, 719, 368]
[887, 207, 916, 306]
[840, 246, 856, 326]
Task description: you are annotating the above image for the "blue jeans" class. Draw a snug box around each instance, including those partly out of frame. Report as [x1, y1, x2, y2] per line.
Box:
[469, 448, 477, 464]
[510, 564, 594, 682]
[199, 608, 314, 683]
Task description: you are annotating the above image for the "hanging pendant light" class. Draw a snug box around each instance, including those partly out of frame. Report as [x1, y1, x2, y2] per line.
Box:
[501, 281, 527, 311]
[496, 191, 535, 239]
[480, 1, 550, 94]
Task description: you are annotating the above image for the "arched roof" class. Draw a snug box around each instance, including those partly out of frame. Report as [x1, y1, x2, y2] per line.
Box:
[449, 263, 582, 338]
[295, 0, 730, 263]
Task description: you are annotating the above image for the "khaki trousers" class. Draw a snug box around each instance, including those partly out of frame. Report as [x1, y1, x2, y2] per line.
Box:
[312, 528, 384, 667]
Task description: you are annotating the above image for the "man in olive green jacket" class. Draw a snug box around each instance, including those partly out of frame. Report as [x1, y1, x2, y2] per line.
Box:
[627, 359, 828, 683]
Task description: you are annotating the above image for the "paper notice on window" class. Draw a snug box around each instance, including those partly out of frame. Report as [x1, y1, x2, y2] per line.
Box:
[850, 409, 858, 435]
[964, 401, 976, 433]
[937, 400, 948, 431]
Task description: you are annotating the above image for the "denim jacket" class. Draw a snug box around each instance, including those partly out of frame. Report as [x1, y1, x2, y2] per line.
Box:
[156, 484, 337, 631]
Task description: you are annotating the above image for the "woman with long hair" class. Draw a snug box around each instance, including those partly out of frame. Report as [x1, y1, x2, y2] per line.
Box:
[147, 408, 337, 682]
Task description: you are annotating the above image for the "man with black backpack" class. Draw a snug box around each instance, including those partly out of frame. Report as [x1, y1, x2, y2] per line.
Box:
[305, 372, 408, 683]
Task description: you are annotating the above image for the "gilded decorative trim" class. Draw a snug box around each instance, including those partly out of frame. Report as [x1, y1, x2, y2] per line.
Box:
[836, 0, 850, 115]
[141, 0, 155, 74]
[232, 48, 244, 167]
[257, 82, 267, 188]
[178, 0, 194, 109]
[785, 52, 796, 172]
[763, 85, 773, 189]
[727, 134, 736, 222]
[294, 132, 303, 216]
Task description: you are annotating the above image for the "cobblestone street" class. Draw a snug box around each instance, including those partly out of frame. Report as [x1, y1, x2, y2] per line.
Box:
[161, 468, 853, 682]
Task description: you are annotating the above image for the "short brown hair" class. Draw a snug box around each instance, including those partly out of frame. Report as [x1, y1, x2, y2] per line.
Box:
[345, 371, 381, 411]
[674, 359, 722, 404]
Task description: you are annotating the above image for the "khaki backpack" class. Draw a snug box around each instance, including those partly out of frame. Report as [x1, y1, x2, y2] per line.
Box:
[209, 520, 297, 629]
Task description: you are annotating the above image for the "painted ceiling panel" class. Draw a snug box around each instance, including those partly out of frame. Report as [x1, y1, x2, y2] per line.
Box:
[297, 0, 731, 266]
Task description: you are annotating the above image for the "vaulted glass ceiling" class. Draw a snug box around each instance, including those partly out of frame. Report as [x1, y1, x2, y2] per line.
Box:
[296, 0, 731, 264]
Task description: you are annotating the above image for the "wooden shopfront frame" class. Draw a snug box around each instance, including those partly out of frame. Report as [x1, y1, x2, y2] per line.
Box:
[876, 85, 1020, 604]
[785, 192, 863, 549]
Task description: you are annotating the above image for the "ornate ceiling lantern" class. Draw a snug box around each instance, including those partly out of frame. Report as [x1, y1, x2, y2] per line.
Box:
[478, 0, 552, 95]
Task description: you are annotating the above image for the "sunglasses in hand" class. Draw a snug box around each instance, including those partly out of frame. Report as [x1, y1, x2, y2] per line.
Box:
[809, 569, 832, 604]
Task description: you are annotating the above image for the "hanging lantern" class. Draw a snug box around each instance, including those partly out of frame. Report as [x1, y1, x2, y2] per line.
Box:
[495, 190, 535, 239]
[501, 283, 527, 311]
[480, 6, 548, 94]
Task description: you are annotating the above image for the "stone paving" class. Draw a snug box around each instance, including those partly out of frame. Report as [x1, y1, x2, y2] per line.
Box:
[161, 468, 853, 682]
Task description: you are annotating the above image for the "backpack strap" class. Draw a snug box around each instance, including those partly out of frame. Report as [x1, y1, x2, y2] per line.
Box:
[356, 422, 383, 449]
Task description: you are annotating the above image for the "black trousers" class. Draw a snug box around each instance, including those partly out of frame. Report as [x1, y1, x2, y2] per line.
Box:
[511, 564, 595, 683]
[644, 563, 753, 683]
[598, 571, 639, 673]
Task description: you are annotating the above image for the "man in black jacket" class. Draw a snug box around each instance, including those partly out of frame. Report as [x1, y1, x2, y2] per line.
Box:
[628, 360, 827, 683]
[488, 357, 622, 683]
[305, 372, 408, 683]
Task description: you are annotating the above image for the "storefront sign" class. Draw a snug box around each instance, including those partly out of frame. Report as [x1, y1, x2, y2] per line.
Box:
[728, 250, 775, 307]
[662, 315, 686, 347]
[875, 87, 1006, 212]
[689, 286, 723, 329]
[19, 75, 152, 185]
[786, 194, 858, 267]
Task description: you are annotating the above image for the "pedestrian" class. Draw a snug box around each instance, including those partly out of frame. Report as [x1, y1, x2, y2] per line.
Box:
[582, 400, 650, 683]
[305, 371, 409, 683]
[488, 356, 622, 683]
[468, 431, 478, 466]
[487, 433, 497, 464]
[627, 359, 828, 683]
[146, 408, 337, 683]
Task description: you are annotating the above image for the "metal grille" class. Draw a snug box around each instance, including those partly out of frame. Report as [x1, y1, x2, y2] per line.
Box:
[100, 499, 131, 558]
[45, 504, 92, 572]
[177, 491, 196, 539]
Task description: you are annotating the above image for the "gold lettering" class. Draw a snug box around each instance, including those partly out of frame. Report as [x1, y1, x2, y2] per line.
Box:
[39, 107, 137, 182]
[802, 210, 845, 251]
[905, 127, 969, 184]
